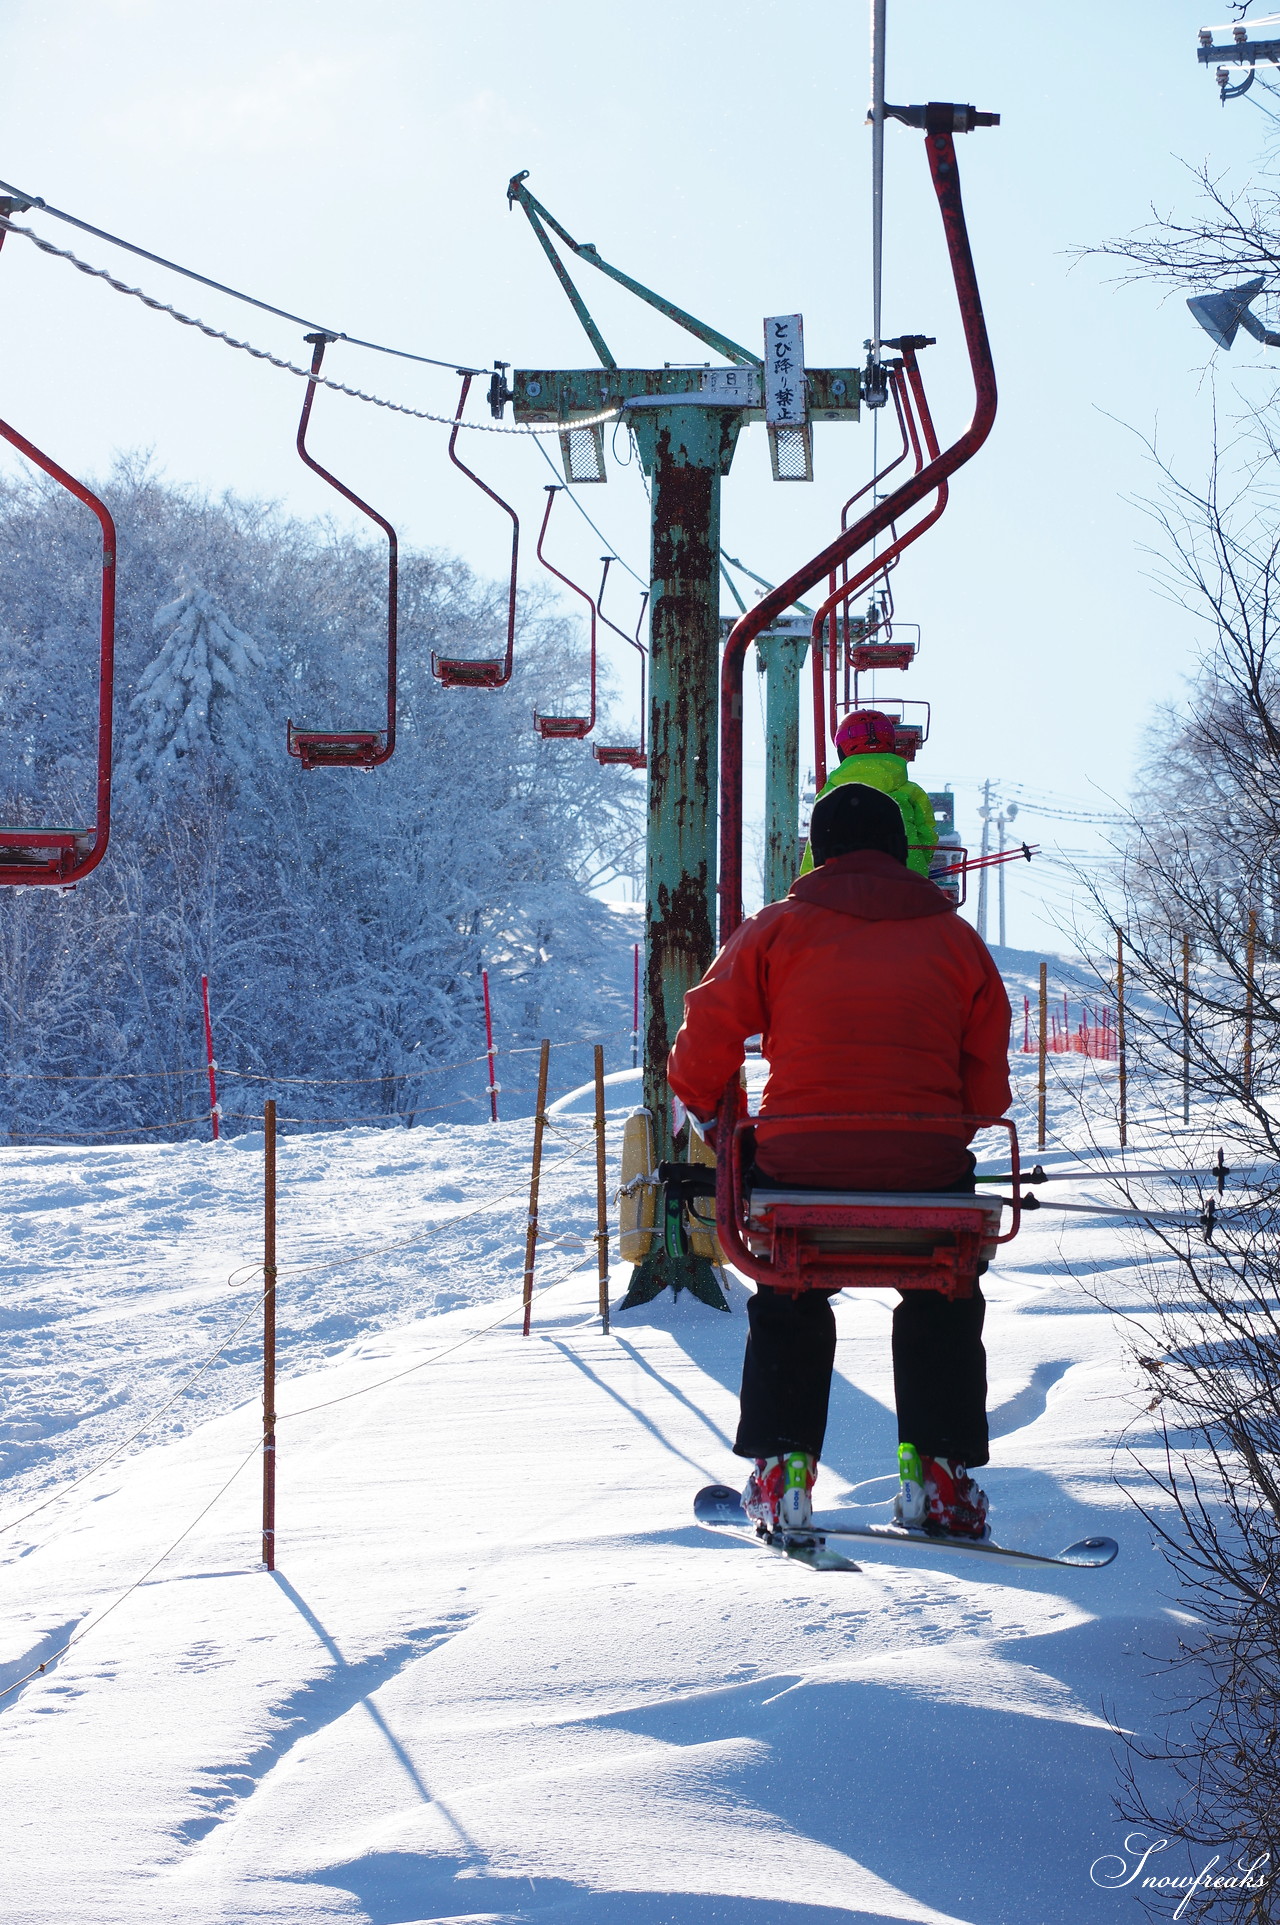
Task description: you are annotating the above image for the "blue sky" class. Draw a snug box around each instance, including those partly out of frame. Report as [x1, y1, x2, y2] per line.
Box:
[0, 0, 1268, 947]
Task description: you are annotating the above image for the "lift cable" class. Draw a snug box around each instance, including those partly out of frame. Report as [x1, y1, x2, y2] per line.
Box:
[0, 212, 620, 438]
[0, 173, 485, 374]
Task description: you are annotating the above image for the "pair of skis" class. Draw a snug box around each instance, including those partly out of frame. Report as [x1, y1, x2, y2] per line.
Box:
[693, 1484, 1118, 1573]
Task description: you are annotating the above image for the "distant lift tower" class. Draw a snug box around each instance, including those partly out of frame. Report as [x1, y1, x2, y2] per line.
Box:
[499, 176, 863, 1304]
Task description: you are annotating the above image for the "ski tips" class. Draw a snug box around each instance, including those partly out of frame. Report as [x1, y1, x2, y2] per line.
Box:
[1057, 1536, 1119, 1567]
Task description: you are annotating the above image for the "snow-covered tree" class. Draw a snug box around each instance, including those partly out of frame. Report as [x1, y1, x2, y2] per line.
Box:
[127, 584, 264, 777]
[0, 462, 641, 1141]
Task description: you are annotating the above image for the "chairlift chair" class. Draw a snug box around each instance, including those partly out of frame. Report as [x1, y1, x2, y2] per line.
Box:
[812, 340, 948, 774]
[532, 486, 596, 740]
[710, 1105, 1021, 1298]
[712, 104, 1003, 1292]
[0, 208, 117, 888]
[286, 334, 398, 770]
[431, 373, 520, 689]
[591, 559, 648, 770]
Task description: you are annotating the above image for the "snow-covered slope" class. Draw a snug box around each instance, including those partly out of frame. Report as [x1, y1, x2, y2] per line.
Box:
[0, 1044, 1197, 1923]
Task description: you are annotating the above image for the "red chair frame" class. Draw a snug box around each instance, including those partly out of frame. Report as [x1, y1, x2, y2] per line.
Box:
[592, 558, 647, 769]
[432, 372, 519, 689]
[0, 214, 117, 889]
[287, 333, 397, 770]
[713, 1095, 1021, 1300]
[532, 486, 596, 740]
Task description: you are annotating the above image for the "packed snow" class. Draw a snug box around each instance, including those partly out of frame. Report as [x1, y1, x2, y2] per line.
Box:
[0, 959, 1216, 1923]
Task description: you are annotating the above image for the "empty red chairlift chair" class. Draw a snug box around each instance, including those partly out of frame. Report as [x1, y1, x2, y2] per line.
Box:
[287, 333, 397, 771]
[431, 373, 519, 690]
[0, 204, 116, 888]
[532, 485, 596, 740]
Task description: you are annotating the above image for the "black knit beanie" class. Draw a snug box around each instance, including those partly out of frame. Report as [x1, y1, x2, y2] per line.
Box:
[809, 782, 909, 867]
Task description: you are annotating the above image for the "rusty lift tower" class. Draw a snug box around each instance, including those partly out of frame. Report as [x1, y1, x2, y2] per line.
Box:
[496, 174, 864, 1306]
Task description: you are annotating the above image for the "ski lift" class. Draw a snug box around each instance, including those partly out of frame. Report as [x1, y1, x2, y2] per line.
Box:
[286, 333, 397, 770]
[431, 373, 520, 688]
[0, 205, 117, 889]
[592, 559, 648, 769]
[713, 102, 1002, 1293]
[532, 486, 596, 740]
[711, 1110, 1022, 1297]
[816, 339, 948, 762]
[846, 589, 920, 673]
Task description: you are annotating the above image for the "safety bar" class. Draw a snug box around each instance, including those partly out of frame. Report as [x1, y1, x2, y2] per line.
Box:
[532, 486, 596, 739]
[432, 372, 519, 688]
[724, 105, 998, 939]
[289, 332, 397, 767]
[0, 210, 117, 888]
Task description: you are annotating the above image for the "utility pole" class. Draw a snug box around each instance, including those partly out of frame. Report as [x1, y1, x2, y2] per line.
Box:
[997, 798, 1017, 948]
[976, 779, 991, 941]
[505, 178, 862, 1309]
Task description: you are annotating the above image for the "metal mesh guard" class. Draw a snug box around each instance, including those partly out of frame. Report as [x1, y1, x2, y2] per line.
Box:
[558, 423, 607, 484]
[768, 424, 814, 482]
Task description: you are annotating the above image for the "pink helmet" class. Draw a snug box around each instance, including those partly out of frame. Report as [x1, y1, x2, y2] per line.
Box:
[835, 709, 897, 758]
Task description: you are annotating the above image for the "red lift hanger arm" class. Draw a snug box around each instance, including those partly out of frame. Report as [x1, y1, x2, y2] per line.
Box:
[287, 332, 398, 770]
[724, 103, 998, 941]
[532, 485, 597, 740]
[432, 372, 520, 689]
[0, 208, 117, 889]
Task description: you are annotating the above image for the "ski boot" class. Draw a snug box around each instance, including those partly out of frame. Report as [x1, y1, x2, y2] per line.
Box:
[893, 1442, 928, 1527]
[743, 1451, 817, 1532]
[894, 1444, 990, 1540]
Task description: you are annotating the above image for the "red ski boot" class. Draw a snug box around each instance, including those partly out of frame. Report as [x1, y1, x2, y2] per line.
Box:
[922, 1456, 990, 1540]
[742, 1452, 816, 1531]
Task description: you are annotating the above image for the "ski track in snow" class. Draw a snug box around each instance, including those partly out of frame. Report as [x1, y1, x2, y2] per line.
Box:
[0, 967, 1227, 1923]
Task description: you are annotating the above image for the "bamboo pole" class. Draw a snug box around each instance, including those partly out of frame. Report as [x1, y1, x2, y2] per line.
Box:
[1116, 927, 1128, 1150]
[522, 1039, 550, 1338]
[593, 1044, 610, 1334]
[1037, 961, 1048, 1152]
[262, 1099, 277, 1572]
[1182, 932, 1191, 1126]
[1244, 908, 1258, 1101]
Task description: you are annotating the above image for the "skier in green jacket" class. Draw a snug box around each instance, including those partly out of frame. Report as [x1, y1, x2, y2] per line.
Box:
[800, 709, 938, 878]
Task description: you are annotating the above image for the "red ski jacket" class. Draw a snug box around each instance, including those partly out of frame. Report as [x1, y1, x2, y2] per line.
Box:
[667, 850, 1012, 1189]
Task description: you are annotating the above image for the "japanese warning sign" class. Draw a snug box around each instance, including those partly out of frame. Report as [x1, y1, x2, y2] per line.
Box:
[763, 313, 806, 426]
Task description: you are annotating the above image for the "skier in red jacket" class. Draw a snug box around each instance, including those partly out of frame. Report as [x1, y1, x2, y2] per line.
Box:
[667, 782, 1012, 1540]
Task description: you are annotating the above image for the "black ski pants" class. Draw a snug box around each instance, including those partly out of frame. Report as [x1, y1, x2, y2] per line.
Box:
[732, 1170, 990, 1468]
[733, 1280, 988, 1468]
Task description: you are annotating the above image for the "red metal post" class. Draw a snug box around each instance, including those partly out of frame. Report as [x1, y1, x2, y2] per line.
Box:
[482, 968, 499, 1122]
[1023, 995, 1030, 1053]
[262, 1098, 277, 1571]
[200, 973, 220, 1142]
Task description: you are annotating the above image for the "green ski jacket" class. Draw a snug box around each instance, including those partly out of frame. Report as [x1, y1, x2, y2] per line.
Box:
[799, 752, 939, 879]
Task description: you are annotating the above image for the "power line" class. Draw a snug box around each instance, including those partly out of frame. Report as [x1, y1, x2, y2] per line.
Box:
[0, 214, 621, 438]
[0, 174, 485, 375]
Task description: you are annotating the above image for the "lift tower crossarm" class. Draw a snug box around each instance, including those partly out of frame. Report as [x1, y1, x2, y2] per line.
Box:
[507, 173, 762, 370]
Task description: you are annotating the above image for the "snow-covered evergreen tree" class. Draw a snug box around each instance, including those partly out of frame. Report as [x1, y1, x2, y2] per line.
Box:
[127, 584, 264, 777]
